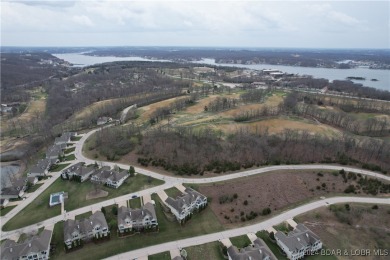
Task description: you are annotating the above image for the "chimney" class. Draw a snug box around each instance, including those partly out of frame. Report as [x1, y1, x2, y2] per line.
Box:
[10, 248, 12, 253]
[29, 243, 31, 247]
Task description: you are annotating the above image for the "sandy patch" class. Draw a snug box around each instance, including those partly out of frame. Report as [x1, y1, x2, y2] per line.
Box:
[86, 189, 109, 200]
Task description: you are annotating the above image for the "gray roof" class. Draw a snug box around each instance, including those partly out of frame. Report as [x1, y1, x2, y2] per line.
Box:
[165, 187, 206, 213]
[92, 168, 128, 182]
[275, 224, 321, 253]
[63, 211, 108, 241]
[1, 186, 24, 196]
[54, 134, 70, 144]
[117, 202, 157, 226]
[64, 162, 94, 177]
[228, 238, 276, 260]
[46, 144, 65, 158]
[30, 159, 52, 174]
[1, 230, 52, 259]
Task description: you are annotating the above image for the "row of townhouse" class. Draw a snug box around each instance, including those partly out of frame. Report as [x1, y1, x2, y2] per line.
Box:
[1, 230, 53, 260]
[275, 223, 322, 260]
[61, 164, 129, 189]
[117, 202, 158, 233]
[164, 187, 208, 223]
[27, 132, 76, 178]
[64, 211, 110, 249]
[0, 176, 38, 200]
[227, 223, 322, 260]
[227, 237, 277, 260]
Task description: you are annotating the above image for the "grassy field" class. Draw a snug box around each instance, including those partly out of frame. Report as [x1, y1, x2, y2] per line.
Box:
[50, 163, 71, 172]
[128, 197, 141, 208]
[185, 241, 225, 260]
[50, 194, 223, 259]
[64, 154, 76, 161]
[3, 174, 164, 231]
[148, 252, 171, 260]
[164, 187, 182, 198]
[64, 147, 75, 154]
[0, 206, 17, 217]
[230, 235, 251, 248]
[26, 183, 44, 193]
[75, 212, 92, 220]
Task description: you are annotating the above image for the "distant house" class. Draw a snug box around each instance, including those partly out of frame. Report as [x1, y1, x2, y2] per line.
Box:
[164, 187, 207, 222]
[91, 167, 129, 189]
[0, 198, 9, 208]
[54, 133, 71, 146]
[63, 211, 110, 249]
[46, 144, 65, 161]
[0, 180, 26, 199]
[28, 159, 52, 177]
[275, 223, 322, 260]
[117, 202, 158, 233]
[97, 117, 112, 126]
[61, 162, 94, 182]
[1, 229, 53, 260]
[227, 238, 277, 260]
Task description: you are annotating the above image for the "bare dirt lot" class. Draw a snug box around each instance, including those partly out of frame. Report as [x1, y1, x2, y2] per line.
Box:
[296, 204, 390, 260]
[197, 170, 388, 226]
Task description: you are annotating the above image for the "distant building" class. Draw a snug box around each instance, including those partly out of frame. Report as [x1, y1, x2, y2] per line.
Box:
[91, 167, 129, 189]
[275, 223, 322, 260]
[46, 144, 66, 161]
[227, 238, 277, 260]
[61, 162, 95, 182]
[63, 211, 110, 249]
[54, 133, 72, 146]
[1, 229, 53, 260]
[117, 202, 158, 233]
[0, 178, 27, 199]
[164, 187, 207, 222]
[28, 159, 52, 177]
[97, 117, 112, 126]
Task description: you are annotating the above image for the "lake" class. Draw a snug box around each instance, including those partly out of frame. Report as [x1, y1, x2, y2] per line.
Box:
[53, 53, 389, 91]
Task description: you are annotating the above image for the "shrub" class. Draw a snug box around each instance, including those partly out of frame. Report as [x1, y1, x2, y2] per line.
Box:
[372, 205, 379, 210]
[262, 207, 271, 215]
[243, 200, 248, 206]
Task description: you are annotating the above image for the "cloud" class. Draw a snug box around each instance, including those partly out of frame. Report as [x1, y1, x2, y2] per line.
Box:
[327, 11, 360, 26]
[72, 15, 94, 27]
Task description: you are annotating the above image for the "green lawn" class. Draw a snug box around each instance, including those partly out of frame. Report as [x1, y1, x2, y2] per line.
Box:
[0, 206, 17, 217]
[164, 187, 182, 198]
[185, 241, 225, 260]
[71, 136, 82, 141]
[128, 197, 141, 209]
[256, 231, 287, 259]
[148, 251, 171, 260]
[3, 174, 164, 231]
[64, 147, 76, 154]
[64, 154, 76, 161]
[26, 183, 44, 193]
[230, 235, 251, 249]
[50, 163, 71, 172]
[273, 223, 292, 233]
[50, 194, 223, 259]
[75, 212, 92, 220]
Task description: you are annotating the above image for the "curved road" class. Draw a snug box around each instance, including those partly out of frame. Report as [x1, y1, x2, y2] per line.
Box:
[105, 196, 390, 260]
[1, 124, 390, 254]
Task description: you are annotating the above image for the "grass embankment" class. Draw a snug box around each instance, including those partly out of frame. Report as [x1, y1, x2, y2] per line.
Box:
[164, 187, 182, 198]
[148, 252, 171, 260]
[128, 197, 141, 208]
[229, 235, 251, 248]
[3, 175, 164, 231]
[0, 206, 17, 217]
[50, 194, 223, 259]
[184, 241, 225, 260]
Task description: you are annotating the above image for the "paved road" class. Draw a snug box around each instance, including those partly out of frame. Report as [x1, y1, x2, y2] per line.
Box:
[105, 196, 390, 260]
[2, 125, 389, 242]
[75, 127, 390, 184]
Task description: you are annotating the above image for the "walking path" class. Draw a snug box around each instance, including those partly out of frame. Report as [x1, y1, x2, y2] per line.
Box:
[104, 197, 390, 260]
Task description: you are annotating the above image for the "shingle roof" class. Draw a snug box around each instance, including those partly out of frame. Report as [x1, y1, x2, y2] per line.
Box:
[227, 238, 276, 260]
[164, 187, 206, 213]
[30, 159, 52, 174]
[92, 168, 127, 182]
[117, 202, 157, 226]
[63, 211, 108, 241]
[0, 230, 52, 259]
[275, 224, 321, 253]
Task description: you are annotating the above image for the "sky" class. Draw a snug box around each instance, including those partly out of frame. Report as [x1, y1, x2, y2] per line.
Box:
[1, 0, 389, 48]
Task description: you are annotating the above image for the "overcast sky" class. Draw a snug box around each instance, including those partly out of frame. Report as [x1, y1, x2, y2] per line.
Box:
[1, 0, 389, 48]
